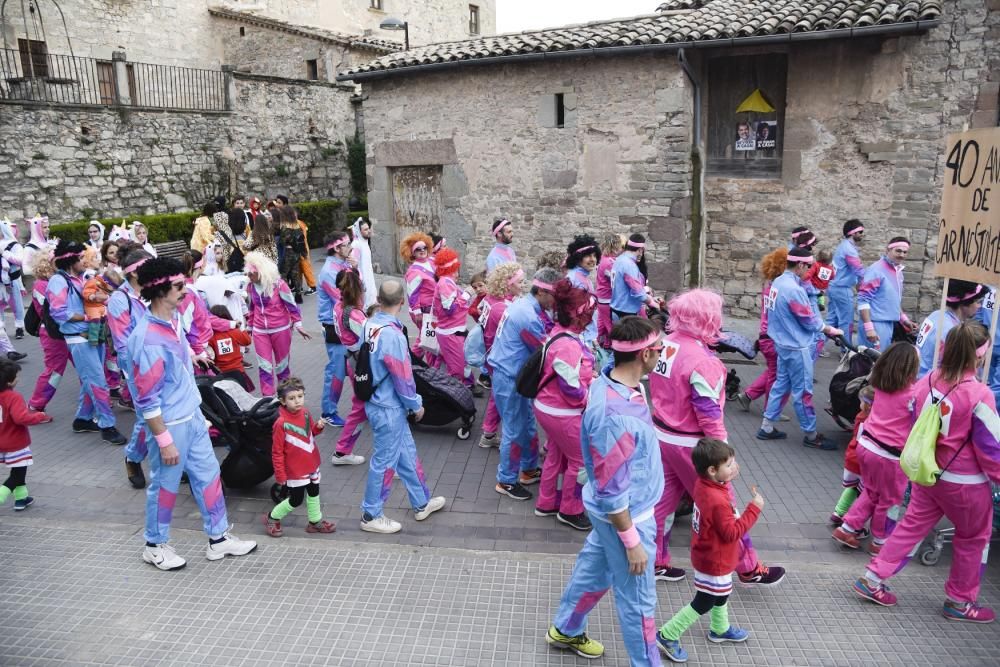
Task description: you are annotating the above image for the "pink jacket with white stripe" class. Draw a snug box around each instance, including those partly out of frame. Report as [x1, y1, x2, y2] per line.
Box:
[857, 384, 916, 455]
[432, 276, 471, 332]
[534, 325, 595, 415]
[648, 331, 728, 446]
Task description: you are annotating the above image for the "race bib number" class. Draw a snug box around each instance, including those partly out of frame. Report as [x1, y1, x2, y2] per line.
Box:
[216, 337, 234, 356]
[818, 266, 833, 281]
[478, 300, 492, 328]
[915, 319, 933, 348]
[652, 340, 680, 378]
[764, 287, 778, 311]
[986, 288, 997, 312]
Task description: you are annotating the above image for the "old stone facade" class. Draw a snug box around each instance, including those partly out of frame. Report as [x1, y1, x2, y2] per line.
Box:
[0, 74, 354, 220]
[361, 55, 693, 284]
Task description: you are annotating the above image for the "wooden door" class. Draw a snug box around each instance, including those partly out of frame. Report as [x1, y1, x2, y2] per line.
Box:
[391, 166, 442, 273]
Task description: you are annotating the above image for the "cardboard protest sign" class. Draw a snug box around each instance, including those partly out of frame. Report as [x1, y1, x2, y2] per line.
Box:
[935, 127, 1000, 285]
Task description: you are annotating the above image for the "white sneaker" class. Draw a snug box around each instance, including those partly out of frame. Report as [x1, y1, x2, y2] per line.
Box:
[414, 496, 446, 521]
[142, 543, 186, 571]
[360, 514, 402, 534]
[331, 453, 366, 466]
[205, 532, 258, 561]
[478, 432, 499, 449]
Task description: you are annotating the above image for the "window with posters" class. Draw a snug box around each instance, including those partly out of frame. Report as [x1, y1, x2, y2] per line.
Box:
[706, 52, 787, 177]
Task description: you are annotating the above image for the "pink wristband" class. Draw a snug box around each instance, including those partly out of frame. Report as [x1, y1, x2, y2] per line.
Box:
[617, 525, 640, 549]
[154, 431, 174, 449]
[863, 322, 876, 334]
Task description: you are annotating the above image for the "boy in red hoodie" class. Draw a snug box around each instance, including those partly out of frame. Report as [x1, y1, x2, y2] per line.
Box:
[0, 359, 53, 510]
[657, 438, 764, 663]
[207, 305, 254, 391]
[262, 377, 336, 536]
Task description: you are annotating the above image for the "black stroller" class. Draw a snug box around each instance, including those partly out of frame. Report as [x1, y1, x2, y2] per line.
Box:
[409, 352, 477, 440]
[825, 336, 880, 430]
[197, 375, 280, 488]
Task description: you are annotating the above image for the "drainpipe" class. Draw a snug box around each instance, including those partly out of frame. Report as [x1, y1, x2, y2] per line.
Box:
[677, 48, 703, 288]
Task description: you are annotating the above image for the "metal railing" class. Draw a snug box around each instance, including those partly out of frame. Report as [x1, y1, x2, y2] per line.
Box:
[0, 48, 228, 111]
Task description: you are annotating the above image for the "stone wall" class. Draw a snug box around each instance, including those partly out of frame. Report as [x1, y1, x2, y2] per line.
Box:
[0, 74, 354, 221]
[361, 54, 693, 285]
[217, 18, 355, 81]
[703, 0, 1000, 318]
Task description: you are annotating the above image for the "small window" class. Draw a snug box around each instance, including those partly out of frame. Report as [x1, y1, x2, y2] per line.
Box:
[306, 59, 318, 80]
[239, 26, 246, 36]
[706, 53, 787, 177]
[555, 93, 565, 128]
[469, 4, 480, 34]
[17, 38, 48, 78]
[97, 61, 115, 104]
[370, 0, 383, 9]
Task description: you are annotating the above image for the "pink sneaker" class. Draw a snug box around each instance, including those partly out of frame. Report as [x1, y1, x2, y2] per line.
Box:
[943, 601, 995, 623]
[853, 577, 897, 607]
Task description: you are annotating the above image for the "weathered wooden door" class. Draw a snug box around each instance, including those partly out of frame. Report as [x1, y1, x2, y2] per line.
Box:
[391, 166, 442, 273]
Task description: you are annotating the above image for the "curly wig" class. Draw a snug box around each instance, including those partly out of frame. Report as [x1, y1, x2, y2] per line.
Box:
[566, 234, 602, 270]
[434, 247, 460, 278]
[667, 288, 723, 344]
[399, 232, 433, 264]
[553, 279, 597, 331]
[760, 247, 788, 282]
[485, 262, 525, 299]
[244, 251, 281, 296]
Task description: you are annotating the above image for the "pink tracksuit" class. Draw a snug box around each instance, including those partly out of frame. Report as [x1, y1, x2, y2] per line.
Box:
[480, 295, 509, 436]
[595, 253, 616, 349]
[432, 276, 472, 387]
[334, 303, 368, 456]
[867, 370, 1000, 603]
[178, 285, 212, 356]
[533, 325, 594, 516]
[28, 278, 70, 411]
[843, 385, 915, 543]
[405, 260, 437, 360]
[247, 279, 302, 396]
[649, 331, 759, 573]
[745, 282, 778, 405]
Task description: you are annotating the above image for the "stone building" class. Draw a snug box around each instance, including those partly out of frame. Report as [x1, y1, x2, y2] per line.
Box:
[339, 0, 1000, 319]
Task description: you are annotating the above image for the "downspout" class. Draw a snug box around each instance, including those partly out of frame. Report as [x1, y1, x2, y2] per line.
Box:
[677, 48, 703, 288]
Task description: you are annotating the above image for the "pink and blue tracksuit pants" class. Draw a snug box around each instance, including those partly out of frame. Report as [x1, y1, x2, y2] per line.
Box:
[253, 328, 292, 397]
[764, 345, 816, 433]
[67, 341, 115, 428]
[866, 479, 993, 604]
[745, 337, 790, 412]
[492, 369, 541, 485]
[29, 329, 68, 411]
[842, 447, 907, 543]
[335, 358, 368, 456]
[323, 341, 347, 418]
[534, 410, 584, 516]
[145, 416, 229, 543]
[596, 303, 612, 350]
[826, 286, 856, 344]
[6, 277, 25, 328]
[437, 332, 472, 387]
[654, 441, 758, 573]
[361, 403, 431, 518]
[553, 514, 661, 666]
[121, 362, 150, 464]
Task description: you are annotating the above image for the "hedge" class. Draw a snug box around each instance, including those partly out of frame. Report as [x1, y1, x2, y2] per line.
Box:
[49, 199, 355, 246]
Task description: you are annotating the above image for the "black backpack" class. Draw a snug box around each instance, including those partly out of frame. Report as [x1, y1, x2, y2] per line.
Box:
[24, 301, 41, 337]
[40, 273, 82, 341]
[353, 325, 387, 401]
[515, 332, 572, 399]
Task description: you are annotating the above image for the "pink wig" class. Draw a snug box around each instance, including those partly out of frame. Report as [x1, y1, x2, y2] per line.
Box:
[667, 289, 723, 344]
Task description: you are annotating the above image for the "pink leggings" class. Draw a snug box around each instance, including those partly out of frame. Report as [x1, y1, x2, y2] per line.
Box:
[29, 330, 69, 411]
[842, 445, 907, 542]
[745, 337, 777, 404]
[482, 393, 501, 435]
[534, 410, 584, 516]
[867, 480, 993, 603]
[437, 332, 471, 387]
[335, 359, 369, 456]
[253, 328, 292, 396]
[596, 303, 612, 349]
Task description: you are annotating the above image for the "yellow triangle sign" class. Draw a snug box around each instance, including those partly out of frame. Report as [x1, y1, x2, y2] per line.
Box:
[736, 88, 775, 114]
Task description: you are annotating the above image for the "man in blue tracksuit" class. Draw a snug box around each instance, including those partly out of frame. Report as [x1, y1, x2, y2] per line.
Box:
[547, 316, 665, 666]
[317, 231, 354, 425]
[611, 234, 654, 320]
[827, 219, 866, 343]
[756, 248, 841, 450]
[360, 279, 446, 534]
[856, 237, 916, 350]
[487, 267, 560, 501]
[915, 280, 984, 377]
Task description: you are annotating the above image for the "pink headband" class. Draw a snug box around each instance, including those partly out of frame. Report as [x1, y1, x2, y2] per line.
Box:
[437, 258, 459, 271]
[434, 238, 446, 252]
[532, 279, 555, 292]
[194, 258, 204, 269]
[573, 295, 597, 316]
[572, 245, 595, 256]
[328, 237, 348, 250]
[611, 331, 661, 352]
[508, 269, 525, 285]
[626, 240, 645, 249]
[787, 254, 815, 264]
[492, 220, 510, 237]
[977, 340, 990, 358]
[848, 226, 865, 236]
[54, 251, 83, 260]
[946, 285, 984, 304]
[123, 258, 149, 274]
[887, 241, 910, 250]
[790, 229, 811, 239]
[143, 272, 185, 288]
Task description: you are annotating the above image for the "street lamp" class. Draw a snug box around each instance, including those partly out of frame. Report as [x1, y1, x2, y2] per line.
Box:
[379, 17, 409, 51]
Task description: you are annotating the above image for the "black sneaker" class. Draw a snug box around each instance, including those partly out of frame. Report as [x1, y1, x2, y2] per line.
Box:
[534, 506, 559, 517]
[72, 419, 100, 433]
[102, 427, 127, 446]
[495, 482, 532, 501]
[110, 388, 122, 401]
[478, 373, 492, 388]
[803, 434, 837, 451]
[738, 563, 786, 586]
[655, 566, 687, 582]
[556, 512, 592, 531]
[6, 351, 27, 362]
[471, 383, 485, 398]
[14, 327, 24, 340]
[125, 459, 146, 489]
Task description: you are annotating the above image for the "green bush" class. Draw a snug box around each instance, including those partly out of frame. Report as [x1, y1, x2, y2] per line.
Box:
[295, 200, 346, 242]
[346, 133, 367, 196]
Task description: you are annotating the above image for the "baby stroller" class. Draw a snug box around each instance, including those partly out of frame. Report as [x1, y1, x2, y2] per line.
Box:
[918, 483, 1000, 566]
[826, 336, 880, 430]
[197, 375, 280, 488]
[410, 353, 477, 440]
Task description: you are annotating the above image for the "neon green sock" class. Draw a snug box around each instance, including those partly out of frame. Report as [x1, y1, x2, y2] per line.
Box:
[659, 605, 700, 642]
[270, 498, 294, 520]
[306, 495, 322, 524]
[834, 487, 860, 516]
[0, 487, 11, 504]
[13, 485, 28, 501]
[709, 603, 730, 635]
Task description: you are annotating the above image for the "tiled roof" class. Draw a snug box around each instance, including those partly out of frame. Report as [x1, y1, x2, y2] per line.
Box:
[208, 7, 401, 54]
[339, 0, 941, 79]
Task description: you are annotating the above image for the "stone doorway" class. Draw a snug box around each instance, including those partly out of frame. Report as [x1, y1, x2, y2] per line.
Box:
[390, 165, 442, 273]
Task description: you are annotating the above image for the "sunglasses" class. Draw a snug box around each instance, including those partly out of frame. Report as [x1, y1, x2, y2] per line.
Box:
[647, 344, 665, 353]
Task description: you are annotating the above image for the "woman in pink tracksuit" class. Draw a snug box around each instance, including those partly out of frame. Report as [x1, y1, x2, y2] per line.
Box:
[532, 279, 596, 531]
[27, 250, 70, 411]
[853, 321, 1000, 622]
[331, 269, 370, 466]
[432, 247, 473, 388]
[244, 251, 311, 396]
[648, 289, 784, 586]
[401, 232, 436, 361]
[595, 233, 623, 350]
[477, 262, 524, 449]
[737, 247, 788, 413]
[832, 343, 918, 554]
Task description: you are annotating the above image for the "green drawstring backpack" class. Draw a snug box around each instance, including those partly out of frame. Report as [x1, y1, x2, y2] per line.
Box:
[901, 376, 967, 487]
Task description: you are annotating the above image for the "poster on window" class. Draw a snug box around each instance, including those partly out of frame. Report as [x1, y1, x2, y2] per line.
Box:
[755, 121, 778, 150]
[735, 122, 755, 151]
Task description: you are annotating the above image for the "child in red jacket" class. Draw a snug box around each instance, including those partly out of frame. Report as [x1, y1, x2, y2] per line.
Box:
[208, 305, 254, 392]
[0, 359, 52, 511]
[262, 377, 336, 537]
[657, 438, 765, 662]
